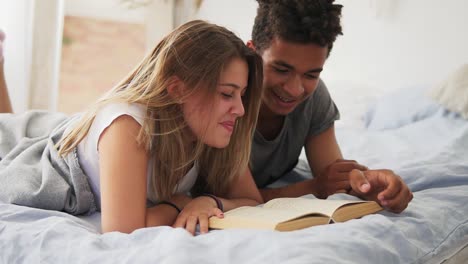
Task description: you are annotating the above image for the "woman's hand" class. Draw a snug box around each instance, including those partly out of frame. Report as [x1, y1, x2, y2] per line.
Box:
[172, 196, 224, 235]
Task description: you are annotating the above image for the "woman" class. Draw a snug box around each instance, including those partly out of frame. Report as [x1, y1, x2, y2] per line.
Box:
[0, 20, 264, 235]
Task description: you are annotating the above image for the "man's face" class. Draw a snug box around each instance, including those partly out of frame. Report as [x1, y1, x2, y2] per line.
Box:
[258, 37, 328, 116]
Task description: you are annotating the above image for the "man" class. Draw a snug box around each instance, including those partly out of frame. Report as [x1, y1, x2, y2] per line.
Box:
[244, 0, 412, 213]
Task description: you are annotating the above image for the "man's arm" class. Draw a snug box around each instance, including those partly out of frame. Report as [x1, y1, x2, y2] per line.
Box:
[259, 125, 366, 202]
[305, 125, 368, 198]
[259, 125, 342, 202]
[304, 125, 343, 178]
[259, 176, 321, 202]
[258, 122, 412, 212]
[306, 125, 413, 212]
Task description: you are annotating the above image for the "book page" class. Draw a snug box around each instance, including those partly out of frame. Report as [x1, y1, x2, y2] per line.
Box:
[223, 206, 312, 223]
[209, 206, 316, 230]
[264, 198, 367, 217]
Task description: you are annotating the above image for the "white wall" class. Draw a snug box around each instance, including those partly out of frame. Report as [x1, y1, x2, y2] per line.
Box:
[65, 0, 147, 23]
[0, 0, 64, 113]
[144, 0, 174, 51]
[195, 0, 468, 127]
[326, 0, 468, 92]
[65, 0, 174, 52]
[1, 0, 173, 112]
[196, 0, 257, 42]
[5, 1, 466, 114]
[0, 0, 35, 113]
[197, 0, 468, 91]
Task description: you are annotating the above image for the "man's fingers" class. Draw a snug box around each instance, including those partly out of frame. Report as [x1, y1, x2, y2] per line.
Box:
[363, 170, 399, 201]
[378, 178, 400, 202]
[335, 162, 368, 173]
[349, 169, 371, 194]
[333, 180, 351, 192]
[381, 188, 411, 213]
[336, 159, 357, 163]
[387, 186, 413, 213]
[362, 169, 414, 213]
[335, 158, 368, 170]
[327, 172, 350, 182]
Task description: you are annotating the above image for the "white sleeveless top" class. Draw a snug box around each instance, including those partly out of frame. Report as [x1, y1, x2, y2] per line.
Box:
[76, 103, 198, 209]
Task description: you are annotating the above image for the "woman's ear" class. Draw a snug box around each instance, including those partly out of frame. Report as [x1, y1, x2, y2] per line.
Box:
[246, 40, 256, 51]
[166, 76, 186, 103]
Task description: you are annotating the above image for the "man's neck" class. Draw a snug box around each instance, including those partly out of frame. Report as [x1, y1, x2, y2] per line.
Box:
[257, 104, 286, 140]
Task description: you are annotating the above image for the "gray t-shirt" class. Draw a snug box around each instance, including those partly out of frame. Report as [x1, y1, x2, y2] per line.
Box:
[251, 79, 340, 187]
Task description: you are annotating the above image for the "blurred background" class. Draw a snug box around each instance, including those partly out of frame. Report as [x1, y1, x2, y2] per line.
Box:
[1, 0, 468, 127]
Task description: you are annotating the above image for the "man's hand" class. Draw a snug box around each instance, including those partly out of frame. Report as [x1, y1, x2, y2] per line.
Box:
[172, 196, 224, 235]
[349, 169, 413, 213]
[316, 159, 368, 198]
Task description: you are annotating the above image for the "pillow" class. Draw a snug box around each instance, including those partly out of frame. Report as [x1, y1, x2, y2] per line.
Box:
[429, 64, 468, 119]
[364, 85, 441, 130]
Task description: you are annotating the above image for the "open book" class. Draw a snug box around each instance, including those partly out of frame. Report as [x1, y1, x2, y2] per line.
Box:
[209, 197, 383, 231]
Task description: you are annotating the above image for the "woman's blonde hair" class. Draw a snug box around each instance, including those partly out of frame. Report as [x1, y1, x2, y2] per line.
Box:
[58, 20, 263, 201]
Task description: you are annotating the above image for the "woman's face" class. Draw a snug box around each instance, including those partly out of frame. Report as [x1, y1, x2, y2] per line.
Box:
[182, 57, 248, 148]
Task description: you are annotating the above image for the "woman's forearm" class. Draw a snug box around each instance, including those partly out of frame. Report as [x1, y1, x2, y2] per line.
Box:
[145, 205, 179, 227]
[145, 193, 193, 227]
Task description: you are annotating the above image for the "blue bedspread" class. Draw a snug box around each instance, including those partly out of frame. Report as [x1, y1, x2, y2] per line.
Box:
[1, 105, 467, 263]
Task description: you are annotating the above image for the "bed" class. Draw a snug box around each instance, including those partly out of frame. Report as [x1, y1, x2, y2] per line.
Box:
[1, 84, 468, 263]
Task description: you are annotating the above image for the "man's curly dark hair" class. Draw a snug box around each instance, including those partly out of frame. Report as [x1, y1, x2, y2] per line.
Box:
[252, 0, 343, 55]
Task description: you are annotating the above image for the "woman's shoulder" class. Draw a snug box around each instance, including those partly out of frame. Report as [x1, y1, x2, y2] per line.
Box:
[80, 102, 147, 151]
[95, 102, 147, 127]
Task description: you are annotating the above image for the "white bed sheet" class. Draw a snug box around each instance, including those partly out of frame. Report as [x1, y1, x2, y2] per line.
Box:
[1, 95, 468, 264]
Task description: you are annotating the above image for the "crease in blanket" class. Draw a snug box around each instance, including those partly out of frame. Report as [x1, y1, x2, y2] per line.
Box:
[0, 111, 97, 215]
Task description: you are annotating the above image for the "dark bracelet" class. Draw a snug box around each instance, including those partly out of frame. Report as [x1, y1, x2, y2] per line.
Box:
[201, 193, 224, 212]
[157, 201, 181, 213]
